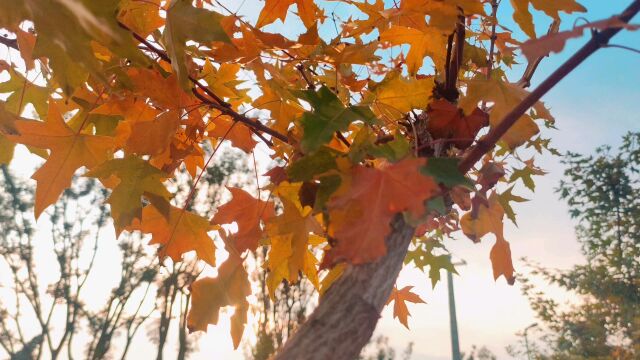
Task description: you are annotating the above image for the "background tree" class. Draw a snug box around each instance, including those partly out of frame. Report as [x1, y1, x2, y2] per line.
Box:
[463, 345, 497, 360]
[248, 248, 316, 360]
[513, 132, 640, 359]
[0, 149, 249, 360]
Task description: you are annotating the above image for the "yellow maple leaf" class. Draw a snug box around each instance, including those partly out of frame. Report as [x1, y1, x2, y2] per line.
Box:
[511, 0, 586, 38]
[372, 72, 434, 121]
[201, 60, 249, 102]
[460, 78, 554, 148]
[117, 0, 164, 37]
[265, 187, 323, 297]
[380, 25, 448, 74]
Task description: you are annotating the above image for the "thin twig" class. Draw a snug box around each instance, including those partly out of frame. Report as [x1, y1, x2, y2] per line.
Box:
[486, 0, 500, 79]
[118, 21, 289, 144]
[516, 19, 560, 88]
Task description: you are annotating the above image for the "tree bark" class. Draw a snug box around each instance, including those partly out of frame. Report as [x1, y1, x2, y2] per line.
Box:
[274, 215, 415, 360]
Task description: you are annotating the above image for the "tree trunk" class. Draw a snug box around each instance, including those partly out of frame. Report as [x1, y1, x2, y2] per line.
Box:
[274, 215, 415, 360]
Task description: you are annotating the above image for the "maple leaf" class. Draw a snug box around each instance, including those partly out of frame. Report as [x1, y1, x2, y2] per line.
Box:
[426, 99, 488, 149]
[0, 102, 19, 136]
[254, 84, 304, 134]
[386, 286, 425, 329]
[85, 156, 171, 234]
[4, 0, 146, 93]
[164, 0, 230, 88]
[15, 29, 36, 70]
[372, 73, 434, 121]
[490, 237, 515, 285]
[405, 239, 457, 288]
[297, 86, 377, 153]
[265, 184, 323, 296]
[0, 135, 14, 165]
[511, 0, 586, 38]
[460, 78, 553, 148]
[497, 185, 528, 226]
[0, 68, 49, 117]
[0, 102, 19, 164]
[187, 252, 251, 348]
[123, 110, 182, 156]
[460, 193, 515, 284]
[380, 25, 448, 75]
[421, 157, 473, 189]
[7, 102, 115, 217]
[201, 61, 249, 102]
[256, 0, 322, 29]
[118, 0, 164, 37]
[127, 68, 195, 110]
[207, 116, 257, 154]
[342, 0, 390, 38]
[520, 16, 639, 61]
[323, 158, 438, 266]
[211, 187, 275, 253]
[136, 204, 216, 266]
[349, 128, 411, 164]
[509, 158, 547, 191]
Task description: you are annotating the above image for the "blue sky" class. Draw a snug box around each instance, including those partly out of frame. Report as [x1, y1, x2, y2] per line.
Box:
[2, 1, 639, 359]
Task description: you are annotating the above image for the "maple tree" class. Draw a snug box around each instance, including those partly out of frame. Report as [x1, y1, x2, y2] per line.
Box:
[0, 0, 638, 358]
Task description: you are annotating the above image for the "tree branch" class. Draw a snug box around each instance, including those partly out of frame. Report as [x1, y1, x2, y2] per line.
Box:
[459, 0, 640, 174]
[0, 35, 18, 50]
[118, 22, 289, 145]
[486, 0, 500, 79]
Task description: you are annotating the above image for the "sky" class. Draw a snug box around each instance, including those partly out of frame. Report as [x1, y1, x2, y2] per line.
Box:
[1, 1, 640, 359]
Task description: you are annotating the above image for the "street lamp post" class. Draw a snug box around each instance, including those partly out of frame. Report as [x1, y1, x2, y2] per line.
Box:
[447, 257, 466, 360]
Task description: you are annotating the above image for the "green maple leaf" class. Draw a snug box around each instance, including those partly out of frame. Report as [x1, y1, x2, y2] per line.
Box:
[164, 0, 230, 89]
[349, 127, 410, 163]
[427, 255, 457, 289]
[421, 157, 473, 188]
[497, 185, 529, 225]
[1, 0, 147, 93]
[85, 156, 171, 234]
[288, 147, 338, 181]
[297, 86, 377, 153]
[0, 68, 49, 117]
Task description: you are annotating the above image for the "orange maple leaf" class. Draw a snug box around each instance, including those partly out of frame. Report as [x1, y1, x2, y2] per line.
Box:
[137, 204, 217, 266]
[256, 0, 321, 29]
[187, 251, 251, 348]
[207, 116, 257, 154]
[426, 99, 488, 149]
[386, 285, 425, 329]
[461, 193, 515, 284]
[323, 158, 438, 267]
[8, 102, 115, 217]
[211, 187, 275, 253]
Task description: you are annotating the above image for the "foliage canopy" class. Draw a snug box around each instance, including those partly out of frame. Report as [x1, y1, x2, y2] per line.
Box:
[0, 0, 635, 353]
